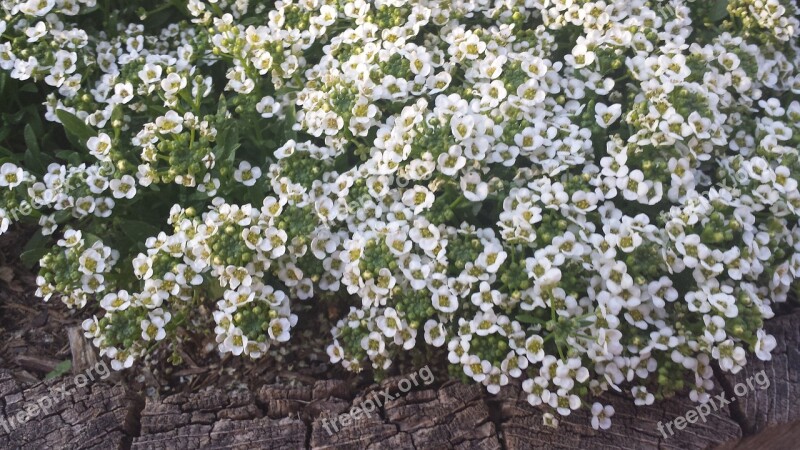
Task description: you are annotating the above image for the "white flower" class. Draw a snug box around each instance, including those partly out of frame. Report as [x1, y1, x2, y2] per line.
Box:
[155, 110, 183, 134]
[0, 209, 9, 235]
[591, 403, 614, 430]
[0, 163, 24, 188]
[112, 82, 134, 104]
[402, 185, 434, 214]
[523, 335, 545, 363]
[542, 412, 559, 428]
[109, 349, 135, 371]
[100, 291, 131, 312]
[233, 161, 262, 187]
[632, 386, 654, 406]
[268, 317, 291, 342]
[432, 288, 458, 313]
[25, 21, 47, 42]
[437, 145, 467, 176]
[460, 171, 489, 202]
[754, 329, 777, 361]
[327, 341, 344, 364]
[138, 63, 162, 84]
[222, 328, 247, 356]
[57, 229, 82, 247]
[377, 308, 402, 338]
[110, 175, 137, 199]
[360, 331, 385, 357]
[160, 73, 186, 95]
[256, 96, 282, 118]
[141, 314, 168, 341]
[87, 133, 112, 160]
[595, 103, 622, 128]
[548, 389, 581, 416]
[423, 319, 446, 347]
[463, 355, 491, 382]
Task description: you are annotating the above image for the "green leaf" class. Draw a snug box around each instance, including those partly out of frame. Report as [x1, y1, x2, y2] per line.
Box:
[709, 0, 729, 21]
[118, 220, 160, 246]
[19, 83, 38, 94]
[110, 104, 123, 123]
[24, 124, 40, 154]
[45, 360, 72, 380]
[83, 232, 103, 247]
[56, 109, 95, 148]
[20, 229, 49, 268]
[4, 109, 25, 125]
[214, 124, 241, 164]
[516, 314, 541, 325]
[23, 124, 46, 175]
[284, 105, 298, 141]
[216, 94, 228, 116]
[55, 149, 83, 166]
[0, 145, 17, 159]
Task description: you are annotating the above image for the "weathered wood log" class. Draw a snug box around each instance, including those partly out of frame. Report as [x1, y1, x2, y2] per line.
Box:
[716, 311, 800, 434]
[68, 326, 99, 375]
[0, 368, 142, 449]
[2, 309, 799, 449]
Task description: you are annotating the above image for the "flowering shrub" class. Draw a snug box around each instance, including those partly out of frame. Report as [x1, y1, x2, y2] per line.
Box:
[1, 0, 799, 429]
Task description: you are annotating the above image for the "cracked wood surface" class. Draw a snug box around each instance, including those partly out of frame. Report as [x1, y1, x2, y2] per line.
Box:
[1, 309, 798, 449]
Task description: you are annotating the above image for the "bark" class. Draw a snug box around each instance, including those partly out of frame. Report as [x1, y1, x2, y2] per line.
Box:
[1, 310, 799, 449]
[0, 369, 142, 449]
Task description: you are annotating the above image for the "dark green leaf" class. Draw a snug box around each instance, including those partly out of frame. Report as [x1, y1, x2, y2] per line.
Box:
[55, 109, 95, 148]
[284, 105, 298, 141]
[0, 127, 9, 143]
[214, 124, 241, 165]
[55, 150, 83, 166]
[4, 109, 25, 125]
[216, 94, 228, 116]
[516, 314, 541, 325]
[709, 0, 729, 21]
[83, 232, 103, 247]
[20, 229, 49, 268]
[24, 124, 40, 155]
[19, 83, 38, 94]
[119, 220, 160, 246]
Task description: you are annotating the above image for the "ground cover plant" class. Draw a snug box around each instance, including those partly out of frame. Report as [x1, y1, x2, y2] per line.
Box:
[1, 0, 799, 430]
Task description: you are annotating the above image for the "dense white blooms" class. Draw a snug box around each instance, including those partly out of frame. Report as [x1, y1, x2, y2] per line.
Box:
[1, 0, 799, 431]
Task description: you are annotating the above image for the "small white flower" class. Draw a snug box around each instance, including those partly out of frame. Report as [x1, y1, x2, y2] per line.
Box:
[256, 96, 282, 118]
[423, 319, 446, 347]
[87, 133, 112, 160]
[233, 161, 261, 187]
[223, 328, 247, 356]
[543, 412, 559, 428]
[595, 103, 622, 128]
[110, 175, 137, 199]
[0, 163, 24, 188]
[754, 329, 777, 361]
[155, 110, 183, 134]
[100, 291, 131, 312]
[268, 317, 291, 342]
[591, 403, 614, 430]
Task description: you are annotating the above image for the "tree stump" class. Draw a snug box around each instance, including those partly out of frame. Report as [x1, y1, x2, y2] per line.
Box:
[1, 309, 798, 449]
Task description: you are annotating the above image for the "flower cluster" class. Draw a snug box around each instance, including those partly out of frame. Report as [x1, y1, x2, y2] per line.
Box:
[1, 0, 799, 429]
